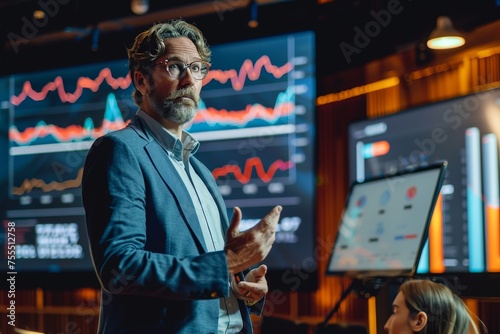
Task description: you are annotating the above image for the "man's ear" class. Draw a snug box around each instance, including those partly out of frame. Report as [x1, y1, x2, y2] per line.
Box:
[409, 311, 427, 332]
[134, 71, 147, 95]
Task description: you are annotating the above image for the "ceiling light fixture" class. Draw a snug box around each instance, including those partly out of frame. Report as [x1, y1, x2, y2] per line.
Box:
[248, 0, 259, 28]
[427, 16, 465, 50]
[131, 0, 150, 15]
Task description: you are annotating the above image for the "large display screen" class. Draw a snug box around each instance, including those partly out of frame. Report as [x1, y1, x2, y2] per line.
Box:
[348, 86, 500, 275]
[0, 31, 317, 290]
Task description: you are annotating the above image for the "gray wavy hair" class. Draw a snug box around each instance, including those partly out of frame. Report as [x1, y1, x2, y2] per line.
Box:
[127, 19, 211, 105]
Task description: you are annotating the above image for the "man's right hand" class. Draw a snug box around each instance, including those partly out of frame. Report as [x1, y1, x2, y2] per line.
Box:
[224, 205, 282, 274]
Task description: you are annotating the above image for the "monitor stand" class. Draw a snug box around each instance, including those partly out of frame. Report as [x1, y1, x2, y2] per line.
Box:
[314, 277, 388, 333]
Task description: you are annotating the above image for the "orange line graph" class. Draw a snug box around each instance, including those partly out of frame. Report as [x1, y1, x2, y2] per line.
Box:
[11, 92, 128, 145]
[12, 168, 83, 196]
[10, 118, 129, 145]
[10, 68, 131, 106]
[203, 55, 294, 91]
[212, 157, 294, 184]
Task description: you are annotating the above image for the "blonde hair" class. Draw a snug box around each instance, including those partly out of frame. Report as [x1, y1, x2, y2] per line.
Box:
[400, 279, 487, 334]
[126, 19, 211, 106]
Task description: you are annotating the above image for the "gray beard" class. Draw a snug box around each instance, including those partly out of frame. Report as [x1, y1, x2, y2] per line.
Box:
[161, 99, 196, 124]
[150, 95, 197, 125]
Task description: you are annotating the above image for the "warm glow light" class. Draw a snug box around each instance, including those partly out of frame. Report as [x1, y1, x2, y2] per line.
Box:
[427, 16, 466, 50]
[248, 19, 259, 28]
[316, 76, 400, 105]
[427, 36, 465, 50]
[33, 10, 45, 20]
[14, 329, 45, 334]
[131, 0, 149, 15]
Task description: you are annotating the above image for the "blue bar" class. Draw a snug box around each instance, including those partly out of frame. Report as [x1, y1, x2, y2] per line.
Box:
[466, 127, 485, 272]
[417, 239, 430, 274]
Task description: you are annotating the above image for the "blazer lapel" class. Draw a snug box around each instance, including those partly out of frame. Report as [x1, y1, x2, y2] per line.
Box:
[128, 116, 208, 252]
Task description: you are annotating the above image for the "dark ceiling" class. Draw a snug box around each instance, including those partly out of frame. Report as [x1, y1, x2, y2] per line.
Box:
[1, 0, 500, 77]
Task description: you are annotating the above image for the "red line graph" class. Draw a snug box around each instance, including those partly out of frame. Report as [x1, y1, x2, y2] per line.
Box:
[212, 157, 294, 184]
[193, 102, 294, 126]
[203, 55, 294, 91]
[10, 68, 131, 106]
[10, 55, 292, 106]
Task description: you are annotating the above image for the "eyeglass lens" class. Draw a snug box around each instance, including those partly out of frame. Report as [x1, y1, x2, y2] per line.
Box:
[166, 60, 209, 80]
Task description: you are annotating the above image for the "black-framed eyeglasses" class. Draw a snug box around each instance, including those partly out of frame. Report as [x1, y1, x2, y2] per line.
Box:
[155, 59, 211, 80]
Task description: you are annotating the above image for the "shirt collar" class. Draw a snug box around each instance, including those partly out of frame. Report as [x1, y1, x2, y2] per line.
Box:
[136, 109, 199, 162]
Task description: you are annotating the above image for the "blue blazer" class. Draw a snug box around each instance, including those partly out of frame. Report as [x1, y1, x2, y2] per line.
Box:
[82, 116, 257, 333]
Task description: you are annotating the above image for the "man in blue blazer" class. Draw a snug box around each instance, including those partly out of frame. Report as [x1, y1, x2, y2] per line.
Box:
[82, 19, 282, 334]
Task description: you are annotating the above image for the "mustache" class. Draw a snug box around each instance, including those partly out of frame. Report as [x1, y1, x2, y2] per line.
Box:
[166, 88, 199, 103]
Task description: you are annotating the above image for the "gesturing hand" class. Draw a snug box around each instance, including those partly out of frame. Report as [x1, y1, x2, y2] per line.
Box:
[225, 205, 282, 274]
[231, 265, 268, 303]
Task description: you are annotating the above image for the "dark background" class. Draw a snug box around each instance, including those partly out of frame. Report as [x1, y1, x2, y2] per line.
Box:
[1, 0, 500, 83]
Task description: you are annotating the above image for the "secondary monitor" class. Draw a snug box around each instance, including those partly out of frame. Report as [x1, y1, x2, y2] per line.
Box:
[326, 161, 447, 279]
